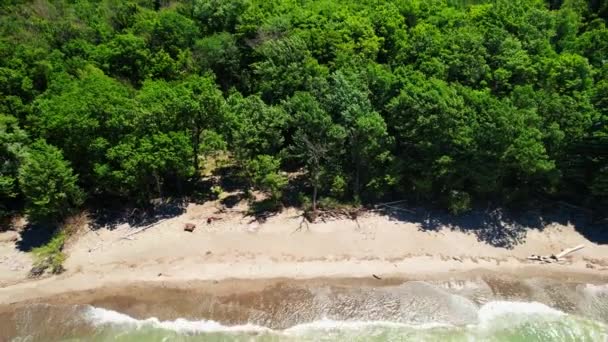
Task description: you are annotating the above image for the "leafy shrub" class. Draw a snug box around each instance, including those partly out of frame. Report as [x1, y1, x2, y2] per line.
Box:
[30, 231, 66, 276]
[211, 185, 224, 199]
[244, 155, 287, 203]
[448, 190, 471, 215]
[330, 175, 347, 199]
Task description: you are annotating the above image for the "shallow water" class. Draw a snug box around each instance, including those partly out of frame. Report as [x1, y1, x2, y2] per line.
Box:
[4, 276, 608, 341]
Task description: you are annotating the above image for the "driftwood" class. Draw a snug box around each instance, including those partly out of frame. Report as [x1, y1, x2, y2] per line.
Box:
[88, 218, 170, 252]
[118, 218, 170, 240]
[372, 274, 382, 280]
[184, 223, 196, 232]
[556, 244, 585, 258]
[527, 244, 585, 264]
[207, 217, 222, 224]
[292, 216, 310, 234]
[314, 208, 367, 222]
[375, 199, 409, 208]
[293, 208, 365, 233]
[374, 200, 416, 214]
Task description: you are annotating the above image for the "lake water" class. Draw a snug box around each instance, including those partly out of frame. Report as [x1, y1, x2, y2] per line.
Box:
[3, 275, 608, 341]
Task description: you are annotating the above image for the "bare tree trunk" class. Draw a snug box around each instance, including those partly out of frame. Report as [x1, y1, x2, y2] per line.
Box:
[351, 134, 361, 199]
[154, 172, 162, 198]
[354, 161, 360, 199]
[311, 166, 320, 222]
[312, 183, 317, 215]
[192, 124, 200, 175]
[176, 175, 183, 195]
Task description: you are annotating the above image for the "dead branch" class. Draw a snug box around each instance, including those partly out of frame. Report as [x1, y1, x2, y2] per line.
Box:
[292, 215, 310, 234]
[377, 204, 416, 214]
[375, 199, 409, 208]
[556, 244, 585, 259]
[527, 245, 585, 264]
[354, 216, 362, 231]
[88, 218, 170, 252]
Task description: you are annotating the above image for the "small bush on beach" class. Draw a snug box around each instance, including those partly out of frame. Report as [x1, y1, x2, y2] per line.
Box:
[211, 185, 224, 199]
[297, 192, 312, 210]
[244, 155, 287, 203]
[30, 231, 66, 276]
[318, 197, 357, 211]
[448, 190, 472, 215]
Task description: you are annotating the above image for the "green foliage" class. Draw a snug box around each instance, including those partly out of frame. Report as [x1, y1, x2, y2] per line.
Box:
[317, 197, 345, 211]
[1, 0, 608, 216]
[31, 231, 66, 275]
[18, 140, 83, 223]
[447, 190, 472, 215]
[330, 175, 347, 199]
[93, 33, 150, 84]
[193, 33, 241, 89]
[103, 131, 193, 200]
[285, 92, 345, 210]
[0, 114, 28, 219]
[227, 93, 288, 162]
[210, 185, 224, 199]
[253, 36, 328, 103]
[193, 0, 249, 34]
[151, 10, 199, 57]
[244, 155, 287, 202]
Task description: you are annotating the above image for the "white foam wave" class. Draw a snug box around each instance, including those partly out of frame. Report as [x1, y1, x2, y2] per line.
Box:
[477, 301, 566, 330]
[85, 307, 455, 335]
[580, 283, 608, 296]
[283, 319, 453, 335]
[85, 301, 572, 335]
[85, 307, 272, 334]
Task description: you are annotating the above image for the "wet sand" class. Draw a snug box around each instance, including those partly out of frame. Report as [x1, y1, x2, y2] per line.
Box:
[3, 269, 607, 318]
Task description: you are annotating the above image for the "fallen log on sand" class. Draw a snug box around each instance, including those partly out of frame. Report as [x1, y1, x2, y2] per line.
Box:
[556, 244, 585, 259]
[88, 218, 170, 252]
[527, 244, 585, 263]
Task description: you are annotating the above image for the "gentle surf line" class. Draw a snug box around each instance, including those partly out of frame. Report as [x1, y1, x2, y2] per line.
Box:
[84, 300, 573, 335]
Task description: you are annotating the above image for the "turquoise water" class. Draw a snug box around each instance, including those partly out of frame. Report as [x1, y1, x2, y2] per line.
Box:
[6, 278, 608, 341]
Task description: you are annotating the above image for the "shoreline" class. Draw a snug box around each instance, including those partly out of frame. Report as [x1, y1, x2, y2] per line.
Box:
[1, 257, 607, 306]
[2, 270, 608, 339]
[1, 203, 607, 306]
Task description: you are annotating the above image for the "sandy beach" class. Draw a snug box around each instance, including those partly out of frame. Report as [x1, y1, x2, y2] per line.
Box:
[1, 200, 607, 305]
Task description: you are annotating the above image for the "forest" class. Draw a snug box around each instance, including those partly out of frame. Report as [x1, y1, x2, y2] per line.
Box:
[1, 0, 607, 227]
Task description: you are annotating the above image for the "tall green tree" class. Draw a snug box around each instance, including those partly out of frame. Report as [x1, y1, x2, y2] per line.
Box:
[103, 132, 193, 201]
[177, 76, 227, 174]
[18, 140, 83, 223]
[32, 66, 135, 189]
[0, 114, 27, 221]
[285, 92, 345, 214]
[227, 93, 288, 164]
[93, 33, 150, 85]
[193, 33, 241, 90]
[253, 36, 328, 103]
[324, 71, 392, 200]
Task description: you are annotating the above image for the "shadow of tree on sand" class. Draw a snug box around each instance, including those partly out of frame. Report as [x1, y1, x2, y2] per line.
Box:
[88, 198, 187, 231]
[15, 223, 56, 252]
[382, 202, 608, 249]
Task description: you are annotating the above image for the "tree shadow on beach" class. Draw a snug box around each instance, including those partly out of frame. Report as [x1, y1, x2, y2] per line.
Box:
[88, 197, 187, 231]
[15, 223, 56, 252]
[381, 202, 608, 249]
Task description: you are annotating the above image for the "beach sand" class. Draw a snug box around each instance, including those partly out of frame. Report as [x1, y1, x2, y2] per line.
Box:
[0, 201, 607, 305]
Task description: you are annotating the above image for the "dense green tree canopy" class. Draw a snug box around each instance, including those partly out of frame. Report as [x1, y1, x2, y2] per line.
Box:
[1, 0, 607, 223]
[18, 140, 83, 222]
